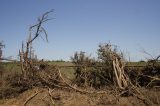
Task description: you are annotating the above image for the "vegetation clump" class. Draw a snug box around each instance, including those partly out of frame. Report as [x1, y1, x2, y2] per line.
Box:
[71, 43, 128, 89]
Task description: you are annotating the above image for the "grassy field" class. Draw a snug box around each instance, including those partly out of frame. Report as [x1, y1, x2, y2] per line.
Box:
[1, 61, 158, 76]
[0, 62, 21, 79]
[1, 61, 75, 80]
[0, 61, 154, 83]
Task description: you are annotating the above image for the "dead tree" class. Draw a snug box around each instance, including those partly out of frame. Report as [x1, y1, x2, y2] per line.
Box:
[19, 10, 53, 79]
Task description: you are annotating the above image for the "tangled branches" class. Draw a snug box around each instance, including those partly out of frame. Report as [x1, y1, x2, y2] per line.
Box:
[71, 44, 129, 90]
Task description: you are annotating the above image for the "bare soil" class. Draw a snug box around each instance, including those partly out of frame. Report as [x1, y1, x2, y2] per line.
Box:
[0, 87, 159, 106]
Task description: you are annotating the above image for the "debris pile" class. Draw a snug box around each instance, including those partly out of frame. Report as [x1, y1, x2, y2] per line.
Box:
[71, 44, 129, 90]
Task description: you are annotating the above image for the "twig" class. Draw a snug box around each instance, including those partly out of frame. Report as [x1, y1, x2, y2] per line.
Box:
[141, 75, 160, 81]
[23, 90, 42, 106]
[48, 87, 55, 106]
[146, 79, 155, 87]
[132, 91, 153, 105]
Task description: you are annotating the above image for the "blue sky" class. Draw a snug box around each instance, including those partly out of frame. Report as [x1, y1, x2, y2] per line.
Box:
[0, 0, 160, 61]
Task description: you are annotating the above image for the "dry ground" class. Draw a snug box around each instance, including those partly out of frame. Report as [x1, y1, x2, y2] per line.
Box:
[0, 87, 160, 106]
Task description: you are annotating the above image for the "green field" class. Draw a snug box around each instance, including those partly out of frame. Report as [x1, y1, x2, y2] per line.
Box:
[1, 61, 75, 80]
[1, 61, 160, 81]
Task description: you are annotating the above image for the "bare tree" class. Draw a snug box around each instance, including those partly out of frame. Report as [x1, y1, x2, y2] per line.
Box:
[19, 10, 53, 79]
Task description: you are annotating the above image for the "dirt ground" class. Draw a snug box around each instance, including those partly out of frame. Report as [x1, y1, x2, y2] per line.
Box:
[0, 87, 159, 106]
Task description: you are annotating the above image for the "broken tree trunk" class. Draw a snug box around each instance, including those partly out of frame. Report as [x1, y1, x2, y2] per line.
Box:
[113, 57, 128, 90]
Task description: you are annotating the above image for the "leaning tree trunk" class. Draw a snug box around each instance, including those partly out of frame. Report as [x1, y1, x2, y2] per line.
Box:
[112, 56, 128, 90]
